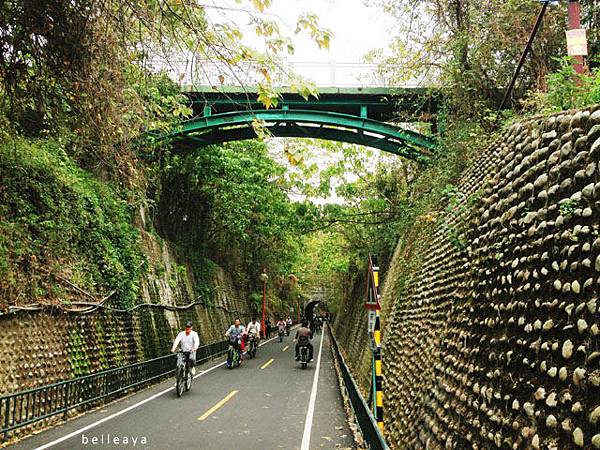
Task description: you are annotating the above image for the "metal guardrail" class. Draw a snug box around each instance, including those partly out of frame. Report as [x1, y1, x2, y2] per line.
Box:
[146, 59, 421, 88]
[0, 339, 229, 442]
[328, 325, 389, 450]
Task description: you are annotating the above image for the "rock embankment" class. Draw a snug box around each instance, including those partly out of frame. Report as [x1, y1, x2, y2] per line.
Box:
[347, 106, 600, 449]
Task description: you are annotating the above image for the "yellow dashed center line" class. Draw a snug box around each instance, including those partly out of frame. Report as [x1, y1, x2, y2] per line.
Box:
[282, 346, 289, 352]
[197, 390, 238, 421]
[260, 358, 275, 369]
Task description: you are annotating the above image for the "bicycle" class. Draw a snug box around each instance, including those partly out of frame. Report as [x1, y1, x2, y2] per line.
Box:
[176, 351, 193, 397]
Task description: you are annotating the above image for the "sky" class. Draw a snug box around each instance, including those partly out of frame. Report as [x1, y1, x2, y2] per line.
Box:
[202, 0, 397, 86]
[201, 0, 402, 204]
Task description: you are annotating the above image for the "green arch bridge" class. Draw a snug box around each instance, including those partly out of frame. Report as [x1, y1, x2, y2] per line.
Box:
[164, 86, 443, 162]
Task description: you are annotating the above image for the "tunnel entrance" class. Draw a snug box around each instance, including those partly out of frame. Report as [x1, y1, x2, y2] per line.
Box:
[303, 300, 329, 320]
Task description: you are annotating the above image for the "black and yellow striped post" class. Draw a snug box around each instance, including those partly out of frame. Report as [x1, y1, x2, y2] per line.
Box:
[373, 308, 383, 432]
[366, 255, 384, 433]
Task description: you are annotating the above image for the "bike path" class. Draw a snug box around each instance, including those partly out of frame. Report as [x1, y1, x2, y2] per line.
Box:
[10, 329, 354, 450]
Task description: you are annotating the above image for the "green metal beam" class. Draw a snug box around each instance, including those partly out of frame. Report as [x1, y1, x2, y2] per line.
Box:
[172, 123, 428, 161]
[184, 86, 443, 124]
[169, 109, 436, 153]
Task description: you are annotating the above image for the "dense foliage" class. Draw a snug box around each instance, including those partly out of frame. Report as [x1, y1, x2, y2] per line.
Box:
[0, 0, 597, 319]
[289, 120, 488, 310]
[0, 0, 331, 313]
[156, 140, 317, 292]
[0, 136, 145, 310]
[0, 0, 200, 179]
[368, 0, 597, 122]
[526, 56, 600, 111]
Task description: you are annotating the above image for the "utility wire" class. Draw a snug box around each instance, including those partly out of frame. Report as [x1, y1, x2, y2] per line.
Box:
[500, 1, 550, 110]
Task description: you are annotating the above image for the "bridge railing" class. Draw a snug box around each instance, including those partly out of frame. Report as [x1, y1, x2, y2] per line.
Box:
[328, 324, 389, 450]
[147, 59, 420, 88]
[0, 339, 229, 442]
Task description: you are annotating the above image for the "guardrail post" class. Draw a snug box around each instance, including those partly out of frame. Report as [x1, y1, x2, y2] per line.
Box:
[62, 383, 69, 421]
[3, 398, 9, 442]
[329, 324, 389, 450]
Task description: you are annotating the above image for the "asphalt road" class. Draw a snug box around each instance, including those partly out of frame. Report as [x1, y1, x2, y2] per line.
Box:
[10, 329, 354, 450]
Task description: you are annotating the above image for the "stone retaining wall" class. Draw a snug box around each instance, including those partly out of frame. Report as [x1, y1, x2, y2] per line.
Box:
[339, 105, 600, 449]
[0, 232, 252, 398]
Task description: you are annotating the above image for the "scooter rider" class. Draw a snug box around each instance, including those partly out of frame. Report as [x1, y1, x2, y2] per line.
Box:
[225, 318, 245, 361]
[171, 320, 200, 375]
[294, 320, 314, 362]
[246, 317, 261, 353]
[246, 317, 261, 342]
[285, 316, 292, 335]
[276, 318, 286, 334]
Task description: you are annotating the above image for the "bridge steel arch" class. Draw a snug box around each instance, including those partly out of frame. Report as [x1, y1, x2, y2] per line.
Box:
[166, 109, 437, 162]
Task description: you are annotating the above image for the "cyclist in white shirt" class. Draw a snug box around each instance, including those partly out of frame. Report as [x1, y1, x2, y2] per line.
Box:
[171, 320, 200, 375]
[276, 318, 286, 332]
[246, 317, 261, 341]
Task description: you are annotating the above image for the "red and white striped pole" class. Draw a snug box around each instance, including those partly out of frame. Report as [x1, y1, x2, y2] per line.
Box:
[568, 0, 585, 74]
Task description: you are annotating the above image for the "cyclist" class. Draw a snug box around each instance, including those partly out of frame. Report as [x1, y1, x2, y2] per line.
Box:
[309, 315, 317, 335]
[171, 320, 200, 375]
[316, 316, 323, 332]
[245, 317, 261, 353]
[294, 319, 313, 362]
[276, 317, 286, 334]
[246, 317, 261, 341]
[225, 318, 245, 361]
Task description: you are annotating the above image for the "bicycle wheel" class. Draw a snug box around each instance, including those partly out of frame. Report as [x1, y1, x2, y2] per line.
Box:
[176, 366, 184, 397]
[185, 367, 193, 391]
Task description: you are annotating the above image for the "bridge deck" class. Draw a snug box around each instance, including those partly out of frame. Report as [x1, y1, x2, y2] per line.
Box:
[186, 85, 441, 123]
[11, 331, 354, 450]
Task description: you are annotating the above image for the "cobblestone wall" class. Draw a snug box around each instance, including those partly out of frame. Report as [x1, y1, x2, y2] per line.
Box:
[384, 106, 600, 449]
[332, 271, 372, 393]
[340, 106, 600, 449]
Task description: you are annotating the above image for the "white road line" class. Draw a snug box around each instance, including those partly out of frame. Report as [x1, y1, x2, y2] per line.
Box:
[33, 334, 281, 450]
[300, 331, 325, 450]
[259, 334, 279, 347]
